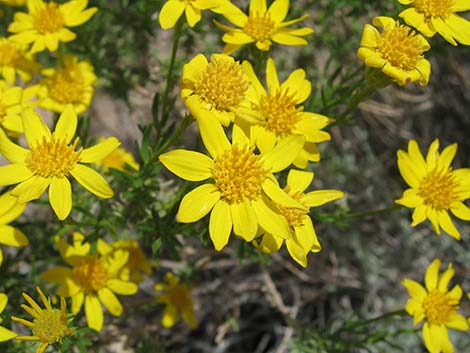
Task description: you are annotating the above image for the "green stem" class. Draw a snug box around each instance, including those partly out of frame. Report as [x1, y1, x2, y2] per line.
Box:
[155, 114, 194, 157]
[361, 309, 407, 325]
[161, 18, 184, 128]
[344, 204, 401, 219]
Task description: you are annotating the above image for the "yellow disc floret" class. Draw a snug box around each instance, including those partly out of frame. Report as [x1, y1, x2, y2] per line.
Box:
[212, 145, 270, 204]
[243, 13, 276, 41]
[418, 170, 459, 210]
[32, 308, 70, 343]
[260, 90, 302, 136]
[276, 186, 308, 227]
[422, 289, 457, 325]
[46, 66, 86, 105]
[413, 0, 454, 19]
[73, 255, 109, 292]
[0, 41, 20, 66]
[33, 3, 65, 34]
[195, 58, 249, 111]
[26, 137, 81, 178]
[378, 22, 425, 70]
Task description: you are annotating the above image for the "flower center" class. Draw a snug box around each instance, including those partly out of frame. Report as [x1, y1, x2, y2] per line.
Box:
[243, 13, 276, 40]
[32, 308, 70, 343]
[195, 58, 249, 111]
[378, 22, 425, 71]
[212, 145, 270, 204]
[260, 90, 302, 136]
[0, 41, 21, 65]
[46, 66, 86, 105]
[73, 255, 109, 292]
[276, 186, 308, 227]
[33, 2, 65, 34]
[26, 137, 81, 178]
[423, 290, 457, 325]
[169, 285, 191, 309]
[418, 169, 459, 210]
[413, 0, 454, 19]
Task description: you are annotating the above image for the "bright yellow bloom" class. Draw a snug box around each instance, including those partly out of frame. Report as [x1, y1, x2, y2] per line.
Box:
[215, 0, 313, 54]
[97, 239, 152, 284]
[402, 259, 469, 353]
[11, 287, 73, 353]
[0, 191, 29, 266]
[0, 80, 24, 137]
[357, 16, 431, 86]
[37, 54, 97, 114]
[181, 53, 255, 126]
[0, 105, 120, 220]
[159, 115, 306, 251]
[155, 272, 197, 328]
[41, 233, 138, 332]
[396, 139, 470, 240]
[159, 0, 232, 29]
[95, 141, 140, 173]
[8, 0, 98, 53]
[254, 170, 343, 267]
[0, 37, 40, 84]
[0, 0, 26, 6]
[242, 58, 331, 168]
[0, 293, 17, 342]
[398, 0, 470, 46]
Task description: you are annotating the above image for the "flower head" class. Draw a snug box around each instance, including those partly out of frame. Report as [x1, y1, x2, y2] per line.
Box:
[11, 287, 73, 353]
[0, 37, 40, 84]
[242, 58, 331, 168]
[0, 191, 29, 266]
[254, 170, 343, 267]
[0, 105, 120, 220]
[37, 55, 97, 114]
[215, 0, 314, 54]
[41, 233, 138, 332]
[0, 293, 17, 342]
[95, 141, 139, 173]
[396, 139, 470, 240]
[155, 272, 197, 328]
[181, 53, 255, 126]
[0, 80, 25, 137]
[8, 0, 98, 53]
[159, 115, 306, 251]
[402, 258, 469, 353]
[357, 16, 431, 86]
[97, 239, 152, 283]
[159, 0, 232, 29]
[398, 0, 470, 46]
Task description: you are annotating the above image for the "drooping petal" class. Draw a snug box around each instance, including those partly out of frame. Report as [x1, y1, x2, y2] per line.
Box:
[49, 177, 72, 220]
[85, 294, 103, 332]
[177, 184, 220, 223]
[71, 292, 84, 314]
[208, 200, 232, 251]
[230, 201, 258, 241]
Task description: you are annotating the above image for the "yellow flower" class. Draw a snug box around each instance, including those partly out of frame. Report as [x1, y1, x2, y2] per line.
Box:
[37, 54, 97, 114]
[254, 170, 343, 267]
[242, 58, 331, 168]
[0, 37, 40, 84]
[402, 258, 469, 353]
[0, 191, 29, 266]
[97, 239, 152, 284]
[181, 53, 255, 126]
[41, 233, 138, 332]
[155, 272, 197, 328]
[0, 80, 25, 137]
[159, 0, 232, 29]
[215, 0, 313, 54]
[398, 0, 470, 46]
[8, 0, 98, 53]
[0, 105, 120, 220]
[357, 16, 431, 86]
[395, 139, 470, 240]
[95, 141, 140, 173]
[0, 293, 17, 342]
[11, 287, 73, 353]
[159, 115, 306, 251]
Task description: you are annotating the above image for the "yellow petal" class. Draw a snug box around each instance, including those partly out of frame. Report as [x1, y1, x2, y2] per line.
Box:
[49, 177, 72, 220]
[197, 115, 231, 159]
[262, 177, 305, 209]
[0, 192, 26, 224]
[0, 129, 29, 163]
[71, 291, 84, 314]
[184, 4, 201, 27]
[266, 58, 280, 94]
[302, 189, 344, 207]
[437, 210, 461, 240]
[425, 258, 441, 291]
[159, 0, 185, 29]
[281, 68, 311, 103]
[22, 108, 51, 148]
[231, 201, 258, 241]
[0, 293, 7, 312]
[445, 312, 469, 331]
[98, 287, 122, 316]
[80, 137, 120, 163]
[286, 169, 313, 194]
[410, 204, 427, 226]
[254, 233, 283, 253]
[106, 279, 137, 295]
[0, 326, 17, 342]
[0, 164, 33, 186]
[395, 188, 422, 208]
[422, 323, 442, 353]
[359, 24, 380, 48]
[401, 278, 427, 302]
[437, 264, 454, 292]
[293, 217, 319, 252]
[177, 184, 220, 223]
[41, 266, 72, 284]
[261, 135, 304, 173]
[252, 195, 289, 239]
[209, 200, 232, 251]
[450, 201, 470, 220]
[249, 0, 267, 16]
[11, 175, 49, 203]
[0, 225, 29, 247]
[404, 298, 425, 325]
[53, 105, 77, 144]
[286, 238, 308, 268]
[85, 294, 103, 332]
[161, 304, 178, 327]
[159, 149, 213, 181]
[437, 143, 457, 171]
[71, 164, 113, 198]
